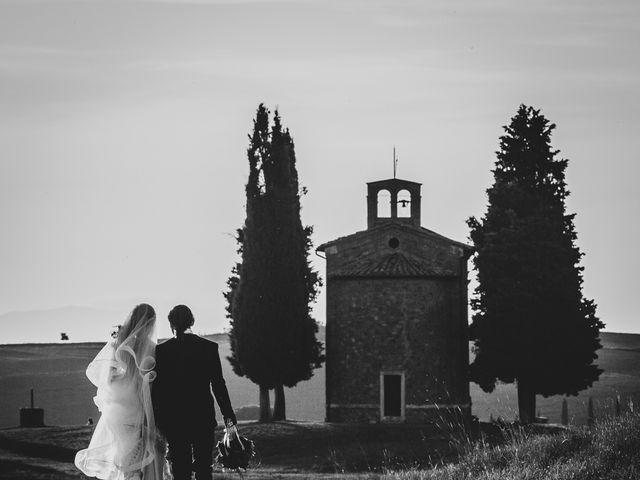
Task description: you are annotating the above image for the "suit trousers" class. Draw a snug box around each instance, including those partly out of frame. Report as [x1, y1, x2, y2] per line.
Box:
[165, 427, 216, 480]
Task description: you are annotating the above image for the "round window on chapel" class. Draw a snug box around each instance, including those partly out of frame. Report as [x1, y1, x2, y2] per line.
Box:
[388, 237, 400, 249]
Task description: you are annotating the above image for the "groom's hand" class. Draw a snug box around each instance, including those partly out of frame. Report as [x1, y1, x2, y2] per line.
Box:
[224, 424, 239, 448]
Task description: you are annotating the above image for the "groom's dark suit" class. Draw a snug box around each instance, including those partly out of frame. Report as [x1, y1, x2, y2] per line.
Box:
[153, 333, 236, 480]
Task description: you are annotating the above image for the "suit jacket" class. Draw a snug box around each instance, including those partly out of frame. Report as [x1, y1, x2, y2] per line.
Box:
[152, 333, 236, 434]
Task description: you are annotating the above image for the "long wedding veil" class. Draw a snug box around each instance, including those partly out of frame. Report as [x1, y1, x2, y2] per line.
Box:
[75, 304, 163, 480]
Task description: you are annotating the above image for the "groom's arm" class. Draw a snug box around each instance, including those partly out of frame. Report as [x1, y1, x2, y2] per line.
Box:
[209, 343, 237, 426]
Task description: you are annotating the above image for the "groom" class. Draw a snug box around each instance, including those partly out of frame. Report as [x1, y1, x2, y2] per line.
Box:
[152, 305, 237, 480]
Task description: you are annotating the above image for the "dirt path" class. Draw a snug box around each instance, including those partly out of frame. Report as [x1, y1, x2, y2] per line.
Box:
[0, 422, 456, 479]
[0, 446, 383, 480]
[208, 470, 382, 479]
[0, 437, 385, 479]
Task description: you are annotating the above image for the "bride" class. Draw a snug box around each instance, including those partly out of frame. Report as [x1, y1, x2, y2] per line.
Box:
[75, 304, 167, 480]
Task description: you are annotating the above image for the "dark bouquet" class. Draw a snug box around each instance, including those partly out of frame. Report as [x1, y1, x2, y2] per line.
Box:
[215, 424, 256, 470]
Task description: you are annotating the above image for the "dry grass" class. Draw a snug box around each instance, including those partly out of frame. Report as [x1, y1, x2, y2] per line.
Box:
[3, 414, 640, 479]
[0, 421, 455, 476]
[385, 412, 640, 479]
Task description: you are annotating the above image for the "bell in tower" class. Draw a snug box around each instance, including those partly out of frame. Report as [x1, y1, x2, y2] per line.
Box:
[366, 178, 422, 229]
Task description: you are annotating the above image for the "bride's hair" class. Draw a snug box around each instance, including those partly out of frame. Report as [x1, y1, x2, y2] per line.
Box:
[117, 304, 156, 343]
[168, 304, 194, 338]
[115, 303, 156, 381]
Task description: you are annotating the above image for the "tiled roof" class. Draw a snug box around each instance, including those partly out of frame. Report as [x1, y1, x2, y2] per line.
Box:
[330, 252, 456, 278]
[317, 222, 472, 253]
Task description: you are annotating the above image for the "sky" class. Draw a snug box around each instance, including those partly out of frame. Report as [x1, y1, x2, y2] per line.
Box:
[0, 0, 639, 342]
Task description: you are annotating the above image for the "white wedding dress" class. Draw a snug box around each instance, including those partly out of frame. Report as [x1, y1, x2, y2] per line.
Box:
[75, 319, 168, 480]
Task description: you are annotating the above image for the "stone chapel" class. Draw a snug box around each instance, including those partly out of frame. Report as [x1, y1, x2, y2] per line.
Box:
[317, 178, 473, 423]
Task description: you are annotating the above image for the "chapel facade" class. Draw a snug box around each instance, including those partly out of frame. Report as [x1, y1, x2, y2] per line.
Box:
[317, 178, 473, 423]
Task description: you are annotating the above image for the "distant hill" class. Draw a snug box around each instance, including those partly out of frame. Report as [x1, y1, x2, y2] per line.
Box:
[597, 331, 640, 351]
[0, 329, 638, 428]
[0, 306, 124, 344]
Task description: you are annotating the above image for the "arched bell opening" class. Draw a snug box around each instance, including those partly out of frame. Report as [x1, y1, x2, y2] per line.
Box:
[377, 189, 391, 218]
[397, 189, 411, 218]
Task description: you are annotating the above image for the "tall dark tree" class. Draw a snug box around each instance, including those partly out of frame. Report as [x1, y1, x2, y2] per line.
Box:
[224, 104, 323, 421]
[467, 105, 604, 424]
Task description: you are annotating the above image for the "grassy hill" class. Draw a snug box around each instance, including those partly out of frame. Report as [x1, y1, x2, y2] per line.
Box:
[2, 412, 639, 479]
[0, 331, 638, 428]
[385, 412, 640, 480]
[0, 334, 324, 428]
[0, 421, 455, 476]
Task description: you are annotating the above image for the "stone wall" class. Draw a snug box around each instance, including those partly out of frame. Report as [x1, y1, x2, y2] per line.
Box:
[328, 405, 472, 424]
[325, 276, 470, 422]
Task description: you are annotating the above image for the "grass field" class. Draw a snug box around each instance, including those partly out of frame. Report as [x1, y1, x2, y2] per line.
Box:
[0, 421, 462, 478]
[0, 334, 324, 428]
[2, 414, 638, 479]
[1, 332, 639, 428]
[386, 412, 640, 479]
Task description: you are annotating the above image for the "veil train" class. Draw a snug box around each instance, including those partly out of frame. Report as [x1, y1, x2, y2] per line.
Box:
[75, 306, 167, 480]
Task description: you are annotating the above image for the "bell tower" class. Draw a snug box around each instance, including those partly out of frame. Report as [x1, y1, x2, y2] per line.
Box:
[318, 175, 473, 424]
[367, 178, 422, 229]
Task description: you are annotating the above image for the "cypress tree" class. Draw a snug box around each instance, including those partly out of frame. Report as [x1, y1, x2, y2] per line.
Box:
[225, 104, 323, 421]
[468, 105, 604, 424]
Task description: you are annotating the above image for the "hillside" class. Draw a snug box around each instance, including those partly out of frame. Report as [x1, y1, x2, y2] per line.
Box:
[0, 331, 638, 428]
[385, 412, 640, 480]
[2, 412, 639, 479]
[0, 333, 324, 428]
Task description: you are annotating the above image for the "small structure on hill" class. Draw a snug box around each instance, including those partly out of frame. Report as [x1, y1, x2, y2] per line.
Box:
[19, 388, 45, 427]
[317, 178, 473, 423]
